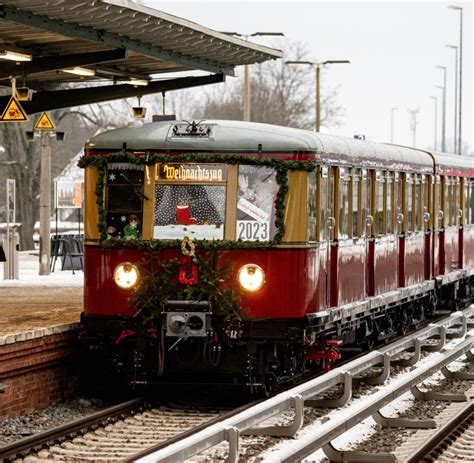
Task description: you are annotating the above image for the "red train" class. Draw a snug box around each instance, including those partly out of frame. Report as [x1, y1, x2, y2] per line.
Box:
[80, 120, 474, 390]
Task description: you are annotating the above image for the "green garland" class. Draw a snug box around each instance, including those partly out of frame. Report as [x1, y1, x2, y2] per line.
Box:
[79, 150, 315, 246]
[129, 250, 243, 324]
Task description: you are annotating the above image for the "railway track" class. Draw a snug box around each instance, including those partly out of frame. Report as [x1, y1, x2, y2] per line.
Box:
[130, 306, 474, 462]
[0, 397, 224, 462]
[405, 400, 474, 462]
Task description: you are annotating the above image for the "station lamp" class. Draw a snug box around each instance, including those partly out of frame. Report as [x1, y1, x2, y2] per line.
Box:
[0, 50, 32, 62]
[63, 67, 96, 77]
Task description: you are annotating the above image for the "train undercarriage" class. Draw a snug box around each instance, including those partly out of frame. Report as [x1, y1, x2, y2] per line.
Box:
[82, 275, 473, 394]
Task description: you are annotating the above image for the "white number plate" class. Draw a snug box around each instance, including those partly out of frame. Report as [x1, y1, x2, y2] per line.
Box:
[237, 220, 269, 241]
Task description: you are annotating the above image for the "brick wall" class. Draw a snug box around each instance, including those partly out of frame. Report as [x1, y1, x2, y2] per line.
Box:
[0, 324, 81, 418]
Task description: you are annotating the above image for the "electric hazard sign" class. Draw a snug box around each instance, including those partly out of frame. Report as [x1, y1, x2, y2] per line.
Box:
[0, 96, 28, 122]
[35, 112, 55, 131]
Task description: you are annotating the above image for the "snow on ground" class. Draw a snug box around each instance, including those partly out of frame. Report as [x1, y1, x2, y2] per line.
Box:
[0, 251, 83, 287]
[258, 323, 474, 462]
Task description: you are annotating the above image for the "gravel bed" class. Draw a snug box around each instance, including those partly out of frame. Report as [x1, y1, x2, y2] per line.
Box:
[347, 360, 474, 455]
[0, 397, 105, 445]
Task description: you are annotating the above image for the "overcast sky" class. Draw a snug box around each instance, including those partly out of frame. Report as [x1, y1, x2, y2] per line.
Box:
[141, 0, 472, 154]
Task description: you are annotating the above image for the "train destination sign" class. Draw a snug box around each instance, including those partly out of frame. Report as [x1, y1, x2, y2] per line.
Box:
[157, 163, 227, 183]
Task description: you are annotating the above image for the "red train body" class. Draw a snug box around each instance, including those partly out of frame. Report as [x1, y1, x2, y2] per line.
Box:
[81, 120, 474, 389]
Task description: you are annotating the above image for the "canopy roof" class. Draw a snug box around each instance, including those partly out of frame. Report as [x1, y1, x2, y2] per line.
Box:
[0, 0, 282, 113]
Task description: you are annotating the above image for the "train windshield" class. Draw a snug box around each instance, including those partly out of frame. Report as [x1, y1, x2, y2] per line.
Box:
[236, 165, 278, 241]
[154, 163, 226, 240]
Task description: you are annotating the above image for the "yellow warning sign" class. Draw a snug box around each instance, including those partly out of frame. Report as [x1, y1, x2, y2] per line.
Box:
[0, 96, 28, 122]
[35, 112, 55, 131]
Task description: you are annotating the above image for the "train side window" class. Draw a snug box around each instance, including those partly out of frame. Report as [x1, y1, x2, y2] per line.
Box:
[406, 174, 413, 232]
[445, 177, 452, 226]
[469, 179, 474, 225]
[320, 167, 329, 241]
[375, 171, 385, 235]
[386, 173, 393, 234]
[434, 176, 441, 229]
[453, 178, 460, 225]
[338, 169, 350, 240]
[397, 173, 405, 234]
[413, 175, 422, 232]
[308, 170, 317, 242]
[351, 170, 360, 238]
[105, 163, 145, 239]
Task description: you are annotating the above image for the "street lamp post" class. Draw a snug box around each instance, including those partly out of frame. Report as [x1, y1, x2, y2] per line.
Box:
[436, 66, 447, 152]
[286, 59, 350, 131]
[446, 44, 458, 154]
[429, 96, 438, 150]
[390, 107, 398, 144]
[448, 5, 463, 154]
[222, 32, 284, 122]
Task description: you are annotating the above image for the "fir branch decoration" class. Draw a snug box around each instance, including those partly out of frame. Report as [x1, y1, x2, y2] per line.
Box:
[79, 150, 316, 245]
[129, 251, 242, 324]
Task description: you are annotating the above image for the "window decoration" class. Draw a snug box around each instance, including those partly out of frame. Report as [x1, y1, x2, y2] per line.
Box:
[78, 150, 316, 249]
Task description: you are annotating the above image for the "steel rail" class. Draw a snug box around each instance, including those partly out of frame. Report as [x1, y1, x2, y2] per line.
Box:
[405, 399, 474, 463]
[135, 306, 474, 463]
[0, 397, 145, 461]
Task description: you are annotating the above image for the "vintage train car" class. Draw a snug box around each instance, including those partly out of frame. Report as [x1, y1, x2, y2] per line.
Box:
[81, 120, 474, 389]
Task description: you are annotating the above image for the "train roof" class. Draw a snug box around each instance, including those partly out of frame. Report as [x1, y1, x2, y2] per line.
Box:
[430, 152, 474, 177]
[86, 120, 446, 173]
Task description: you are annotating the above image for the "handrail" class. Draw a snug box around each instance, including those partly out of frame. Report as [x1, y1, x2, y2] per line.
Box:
[136, 306, 474, 463]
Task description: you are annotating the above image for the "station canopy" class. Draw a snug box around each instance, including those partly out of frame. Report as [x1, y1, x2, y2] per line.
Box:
[0, 0, 282, 114]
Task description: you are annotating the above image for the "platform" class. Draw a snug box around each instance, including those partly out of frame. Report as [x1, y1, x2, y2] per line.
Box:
[0, 251, 83, 336]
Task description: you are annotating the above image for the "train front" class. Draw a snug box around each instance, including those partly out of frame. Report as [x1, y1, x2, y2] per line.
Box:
[81, 121, 321, 389]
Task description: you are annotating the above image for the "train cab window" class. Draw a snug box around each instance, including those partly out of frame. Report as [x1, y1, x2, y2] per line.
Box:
[406, 174, 413, 232]
[105, 163, 144, 239]
[236, 165, 278, 241]
[338, 169, 350, 240]
[154, 163, 227, 240]
[351, 170, 360, 238]
[308, 171, 317, 242]
[375, 171, 385, 235]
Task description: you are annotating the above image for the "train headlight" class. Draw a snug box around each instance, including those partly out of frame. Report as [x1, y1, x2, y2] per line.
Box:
[113, 262, 140, 289]
[238, 264, 265, 292]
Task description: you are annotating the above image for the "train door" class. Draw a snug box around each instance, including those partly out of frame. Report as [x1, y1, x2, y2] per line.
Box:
[444, 176, 460, 272]
[318, 165, 330, 308]
[424, 175, 433, 280]
[331, 167, 366, 307]
[397, 172, 407, 287]
[404, 174, 426, 287]
[432, 175, 443, 276]
[371, 171, 398, 295]
[463, 178, 474, 268]
[326, 166, 337, 307]
[365, 170, 375, 296]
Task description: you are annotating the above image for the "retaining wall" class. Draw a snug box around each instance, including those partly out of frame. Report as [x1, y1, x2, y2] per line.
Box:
[0, 323, 81, 418]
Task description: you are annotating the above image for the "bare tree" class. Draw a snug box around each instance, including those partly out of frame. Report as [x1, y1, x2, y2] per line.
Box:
[189, 42, 345, 130]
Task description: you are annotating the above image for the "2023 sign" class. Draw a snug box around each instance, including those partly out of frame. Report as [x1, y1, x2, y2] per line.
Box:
[237, 220, 269, 241]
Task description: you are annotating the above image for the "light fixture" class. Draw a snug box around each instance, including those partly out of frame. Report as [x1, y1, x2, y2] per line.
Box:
[124, 78, 148, 86]
[16, 87, 32, 101]
[132, 96, 147, 119]
[113, 262, 140, 289]
[63, 67, 95, 77]
[238, 264, 265, 292]
[0, 50, 32, 62]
